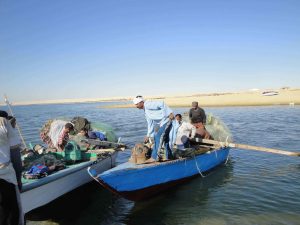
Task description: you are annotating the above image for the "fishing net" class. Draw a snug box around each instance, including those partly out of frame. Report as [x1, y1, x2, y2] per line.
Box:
[182, 113, 232, 142]
[90, 122, 117, 142]
[205, 114, 232, 142]
[40, 118, 118, 148]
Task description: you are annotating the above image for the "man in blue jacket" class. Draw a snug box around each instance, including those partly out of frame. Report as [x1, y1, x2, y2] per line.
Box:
[133, 96, 175, 162]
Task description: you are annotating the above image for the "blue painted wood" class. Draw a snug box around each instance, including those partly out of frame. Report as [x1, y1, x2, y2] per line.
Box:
[97, 147, 229, 193]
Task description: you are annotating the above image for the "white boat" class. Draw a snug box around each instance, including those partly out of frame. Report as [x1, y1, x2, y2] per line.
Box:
[262, 91, 279, 96]
[21, 150, 118, 213]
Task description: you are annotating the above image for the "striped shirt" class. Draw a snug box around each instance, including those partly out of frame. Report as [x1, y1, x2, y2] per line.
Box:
[57, 128, 69, 150]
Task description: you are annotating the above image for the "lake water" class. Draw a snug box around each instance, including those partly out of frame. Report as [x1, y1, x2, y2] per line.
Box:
[1, 103, 299, 225]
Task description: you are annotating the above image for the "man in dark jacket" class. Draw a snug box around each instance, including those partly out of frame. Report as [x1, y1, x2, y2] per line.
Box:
[189, 101, 206, 124]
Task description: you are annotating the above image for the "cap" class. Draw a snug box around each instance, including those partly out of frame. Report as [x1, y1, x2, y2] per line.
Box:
[133, 96, 144, 104]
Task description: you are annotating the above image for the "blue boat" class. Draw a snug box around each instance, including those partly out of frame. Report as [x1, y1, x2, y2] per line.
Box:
[88, 114, 232, 200]
[88, 146, 230, 201]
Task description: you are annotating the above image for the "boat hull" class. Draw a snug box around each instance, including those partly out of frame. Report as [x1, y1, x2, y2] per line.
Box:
[21, 151, 117, 213]
[92, 147, 229, 201]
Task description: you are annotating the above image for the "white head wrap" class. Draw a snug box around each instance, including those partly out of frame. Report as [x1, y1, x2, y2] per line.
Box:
[133, 96, 144, 104]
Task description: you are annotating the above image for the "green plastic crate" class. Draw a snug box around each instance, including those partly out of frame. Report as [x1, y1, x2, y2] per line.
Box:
[64, 141, 82, 161]
[81, 152, 98, 161]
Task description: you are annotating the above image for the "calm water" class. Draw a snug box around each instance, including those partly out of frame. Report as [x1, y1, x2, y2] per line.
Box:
[1, 103, 300, 225]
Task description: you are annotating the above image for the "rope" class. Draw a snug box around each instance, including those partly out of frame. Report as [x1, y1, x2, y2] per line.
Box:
[193, 153, 205, 178]
[110, 153, 113, 168]
[224, 136, 230, 164]
[214, 148, 218, 158]
[225, 154, 230, 165]
[225, 136, 229, 147]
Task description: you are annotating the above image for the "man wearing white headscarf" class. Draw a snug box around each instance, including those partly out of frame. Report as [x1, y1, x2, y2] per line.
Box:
[0, 113, 24, 225]
[133, 96, 175, 162]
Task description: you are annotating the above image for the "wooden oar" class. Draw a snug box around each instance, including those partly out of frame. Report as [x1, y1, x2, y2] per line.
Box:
[198, 138, 300, 157]
[87, 149, 116, 154]
[81, 139, 126, 150]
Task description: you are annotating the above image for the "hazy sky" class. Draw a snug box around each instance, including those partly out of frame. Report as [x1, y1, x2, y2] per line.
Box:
[0, 0, 299, 102]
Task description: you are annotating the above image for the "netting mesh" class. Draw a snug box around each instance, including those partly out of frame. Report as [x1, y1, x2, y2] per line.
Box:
[182, 113, 232, 142]
[40, 118, 118, 146]
[90, 122, 117, 142]
[205, 114, 232, 142]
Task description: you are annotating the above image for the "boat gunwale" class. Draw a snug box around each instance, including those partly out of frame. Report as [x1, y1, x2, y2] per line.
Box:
[96, 152, 229, 201]
[21, 151, 117, 192]
[100, 147, 228, 177]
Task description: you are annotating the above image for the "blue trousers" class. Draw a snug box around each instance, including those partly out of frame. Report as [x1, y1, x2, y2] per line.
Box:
[151, 121, 173, 160]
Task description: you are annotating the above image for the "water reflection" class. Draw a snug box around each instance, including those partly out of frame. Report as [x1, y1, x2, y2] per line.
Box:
[26, 160, 234, 225]
[123, 161, 234, 225]
[15, 105, 300, 225]
[26, 182, 115, 224]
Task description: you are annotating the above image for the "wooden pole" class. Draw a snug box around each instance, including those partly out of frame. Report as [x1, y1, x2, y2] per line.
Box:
[3, 94, 27, 149]
[87, 149, 116, 153]
[199, 138, 300, 157]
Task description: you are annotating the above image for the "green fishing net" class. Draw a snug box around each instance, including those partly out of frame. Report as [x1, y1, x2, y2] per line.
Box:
[90, 122, 118, 142]
[182, 113, 232, 142]
[205, 114, 232, 142]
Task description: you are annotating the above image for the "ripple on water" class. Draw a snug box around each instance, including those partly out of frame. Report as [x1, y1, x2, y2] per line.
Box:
[6, 104, 299, 225]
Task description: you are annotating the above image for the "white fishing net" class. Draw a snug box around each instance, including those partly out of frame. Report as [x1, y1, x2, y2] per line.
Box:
[90, 122, 117, 142]
[205, 114, 232, 142]
[182, 113, 232, 142]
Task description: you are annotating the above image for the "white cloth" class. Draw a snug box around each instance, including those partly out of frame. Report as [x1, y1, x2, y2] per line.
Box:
[0, 117, 20, 164]
[0, 162, 18, 186]
[49, 120, 67, 148]
[133, 96, 144, 104]
[175, 121, 196, 150]
[0, 117, 19, 185]
[0, 117, 24, 224]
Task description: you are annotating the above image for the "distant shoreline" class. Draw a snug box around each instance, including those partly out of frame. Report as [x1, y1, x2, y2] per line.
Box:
[102, 88, 300, 108]
[1, 88, 299, 107]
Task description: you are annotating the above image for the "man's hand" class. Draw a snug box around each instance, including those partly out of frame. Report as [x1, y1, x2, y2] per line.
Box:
[144, 136, 149, 143]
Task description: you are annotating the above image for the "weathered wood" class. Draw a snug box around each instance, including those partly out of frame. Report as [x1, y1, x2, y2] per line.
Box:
[198, 139, 300, 157]
[87, 149, 116, 153]
[81, 139, 126, 150]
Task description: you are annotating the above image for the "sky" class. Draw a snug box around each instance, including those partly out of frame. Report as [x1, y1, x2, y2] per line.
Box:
[0, 0, 299, 102]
